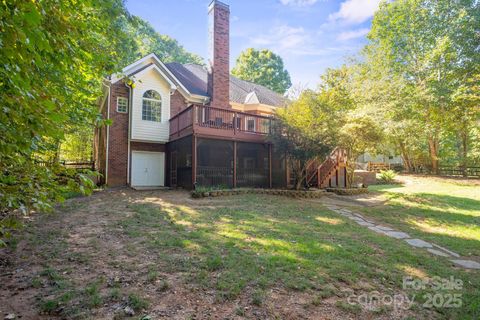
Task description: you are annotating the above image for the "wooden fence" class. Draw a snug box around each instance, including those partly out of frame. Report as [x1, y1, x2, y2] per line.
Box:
[437, 166, 480, 178]
[36, 160, 95, 170]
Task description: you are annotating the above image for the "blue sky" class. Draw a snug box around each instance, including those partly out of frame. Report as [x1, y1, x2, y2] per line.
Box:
[126, 0, 382, 89]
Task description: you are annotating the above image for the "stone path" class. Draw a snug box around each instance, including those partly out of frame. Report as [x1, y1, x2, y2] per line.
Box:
[325, 204, 480, 270]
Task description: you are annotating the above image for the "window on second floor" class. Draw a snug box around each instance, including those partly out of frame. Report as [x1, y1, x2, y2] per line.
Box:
[246, 119, 255, 132]
[142, 90, 162, 122]
[116, 97, 128, 113]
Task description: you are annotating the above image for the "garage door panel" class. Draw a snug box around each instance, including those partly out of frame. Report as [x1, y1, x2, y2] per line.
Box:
[131, 151, 165, 187]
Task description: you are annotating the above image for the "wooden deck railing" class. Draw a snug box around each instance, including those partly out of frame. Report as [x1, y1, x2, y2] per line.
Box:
[318, 148, 347, 187]
[169, 105, 273, 138]
[367, 162, 391, 172]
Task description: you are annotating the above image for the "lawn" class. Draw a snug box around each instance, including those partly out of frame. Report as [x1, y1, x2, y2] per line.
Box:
[363, 175, 480, 257]
[0, 182, 479, 319]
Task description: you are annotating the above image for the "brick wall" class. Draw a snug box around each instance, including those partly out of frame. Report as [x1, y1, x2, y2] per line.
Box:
[208, 1, 230, 109]
[130, 141, 166, 152]
[170, 90, 188, 117]
[107, 81, 129, 186]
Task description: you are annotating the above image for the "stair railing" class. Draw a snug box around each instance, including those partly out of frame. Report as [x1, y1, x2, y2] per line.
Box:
[317, 147, 347, 187]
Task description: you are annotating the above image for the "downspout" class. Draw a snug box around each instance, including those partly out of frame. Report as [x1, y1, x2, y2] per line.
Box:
[104, 82, 111, 186]
[126, 82, 133, 185]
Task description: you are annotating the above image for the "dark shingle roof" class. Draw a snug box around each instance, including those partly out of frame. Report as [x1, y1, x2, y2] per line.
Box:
[165, 63, 287, 107]
[165, 62, 208, 96]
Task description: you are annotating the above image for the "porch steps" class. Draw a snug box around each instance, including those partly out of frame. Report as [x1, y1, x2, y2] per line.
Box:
[306, 148, 347, 188]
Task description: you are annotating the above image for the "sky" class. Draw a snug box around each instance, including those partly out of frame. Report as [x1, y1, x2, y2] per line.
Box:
[125, 0, 382, 89]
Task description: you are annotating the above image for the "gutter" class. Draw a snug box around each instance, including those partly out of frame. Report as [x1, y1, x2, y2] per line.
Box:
[103, 81, 111, 185]
[126, 82, 133, 185]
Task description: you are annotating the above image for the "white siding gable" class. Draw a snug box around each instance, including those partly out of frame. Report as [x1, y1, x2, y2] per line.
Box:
[131, 68, 172, 142]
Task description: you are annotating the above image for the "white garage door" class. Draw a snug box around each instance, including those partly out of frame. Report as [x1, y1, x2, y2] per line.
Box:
[131, 151, 165, 187]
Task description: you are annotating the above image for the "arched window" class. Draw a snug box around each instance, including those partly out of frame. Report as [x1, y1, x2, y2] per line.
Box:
[142, 90, 162, 122]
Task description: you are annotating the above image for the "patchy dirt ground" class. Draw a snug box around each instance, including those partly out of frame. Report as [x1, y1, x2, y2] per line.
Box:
[1, 184, 472, 319]
[0, 189, 370, 320]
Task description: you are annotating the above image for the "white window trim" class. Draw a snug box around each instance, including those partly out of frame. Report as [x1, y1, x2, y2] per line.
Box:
[116, 96, 128, 113]
[245, 118, 256, 132]
[141, 90, 163, 122]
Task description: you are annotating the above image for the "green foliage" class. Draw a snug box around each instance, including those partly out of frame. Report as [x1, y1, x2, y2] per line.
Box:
[270, 90, 336, 189]
[339, 115, 384, 186]
[378, 170, 397, 184]
[270, 66, 381, 189]
[0, 0, 127, 243]
[232, 48, 291, 94]
[122, 16, 204, 65]
[0, 0, 203, 245]
[59, 128, 93, 162]
[362, 0, 480, 171]
[127, 293, 149, 311]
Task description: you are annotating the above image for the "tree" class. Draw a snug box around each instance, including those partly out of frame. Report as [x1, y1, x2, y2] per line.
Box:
[270, 67, 356, 189]
[270, 91, 335, 190]
[122, 16, 204, 65]
[0, 0, 133, 244]
[366, 0, 480, 173]
[232, 48, 291, 94]
[338, 116, 383, 187]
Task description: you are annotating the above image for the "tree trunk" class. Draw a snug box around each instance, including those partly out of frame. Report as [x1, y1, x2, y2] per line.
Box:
[399, 141, 412, 173]
[292, 160, 305, 190]
[428, 137, 439, 175]
[345, 161, 355, 188]
[460, 129, 468, 177]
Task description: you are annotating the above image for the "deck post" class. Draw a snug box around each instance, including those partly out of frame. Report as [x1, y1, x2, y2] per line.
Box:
[335, 167, 339, 188]
[233, 141, 237, 188]
[233, 112, 237, 135]
[268, 144, 272, 188]
[285, 155, 289, 188]
[192, 135, 197, 188]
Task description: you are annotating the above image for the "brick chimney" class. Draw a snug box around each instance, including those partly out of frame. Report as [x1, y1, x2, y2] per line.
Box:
[207, 0, 230, 109]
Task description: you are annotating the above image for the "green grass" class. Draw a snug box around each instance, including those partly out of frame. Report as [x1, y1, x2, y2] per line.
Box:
[117, 193, 479, 319]
[363, 176, 480, 257]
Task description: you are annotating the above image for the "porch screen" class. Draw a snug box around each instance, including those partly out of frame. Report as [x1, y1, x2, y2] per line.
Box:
[196, 138, 234, 188]
[272, 146, 287, 188]
[168, 136, 192, 189]
[236, 142, 268, 188]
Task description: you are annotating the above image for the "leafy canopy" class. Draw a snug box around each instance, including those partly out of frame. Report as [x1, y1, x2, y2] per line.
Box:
[232, 48, 292, 94]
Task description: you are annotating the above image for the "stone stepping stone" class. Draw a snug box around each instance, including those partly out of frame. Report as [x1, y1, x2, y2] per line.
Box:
[405, 239, 433, 248]
[432, 244, 460, 258]
[384, 231, 410, 239]
[349, 216, 365, 222]
[339, 211, 354, 216]
[451, 259, 480, 270]
[375, 225, 395, 231]
[368, 226, 388, 234]
[356, 220, 374, 227]
[427, 249, 451, 257]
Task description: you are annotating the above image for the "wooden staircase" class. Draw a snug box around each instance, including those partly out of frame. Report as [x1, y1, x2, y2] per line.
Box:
[306, 147, 348, 188]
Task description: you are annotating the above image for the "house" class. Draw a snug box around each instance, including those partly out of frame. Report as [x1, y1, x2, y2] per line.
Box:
[94, 0, 347, 189]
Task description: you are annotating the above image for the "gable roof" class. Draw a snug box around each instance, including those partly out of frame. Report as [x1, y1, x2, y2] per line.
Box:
[110, 53, 208, 104]
[165, 62, 287, 107]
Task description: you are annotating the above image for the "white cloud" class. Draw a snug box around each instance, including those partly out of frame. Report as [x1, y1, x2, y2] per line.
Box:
[280, 0, 318, 6]
[250, 25, 310, 52]
[329, 0, 382, 24]
[337, 27, 370, 40]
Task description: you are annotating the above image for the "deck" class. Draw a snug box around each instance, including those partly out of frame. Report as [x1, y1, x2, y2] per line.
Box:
[169, 105, 273, 143]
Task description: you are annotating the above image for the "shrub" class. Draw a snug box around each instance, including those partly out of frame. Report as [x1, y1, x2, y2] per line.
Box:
[378, 170, 397, 184]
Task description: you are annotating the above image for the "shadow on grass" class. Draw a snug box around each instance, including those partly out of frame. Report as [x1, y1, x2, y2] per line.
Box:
[359, 192, 480, 258]
[117, 193, 479, 319]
